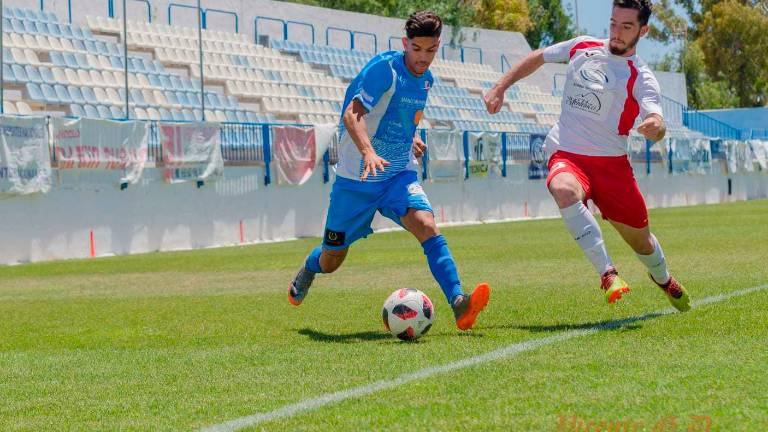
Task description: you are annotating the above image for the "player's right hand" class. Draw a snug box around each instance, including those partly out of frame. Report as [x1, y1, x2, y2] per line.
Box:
[360, 151, 390, 181]
[483, 87, 505, 114]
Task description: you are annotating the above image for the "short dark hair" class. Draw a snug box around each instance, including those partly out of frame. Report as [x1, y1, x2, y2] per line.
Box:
[613, 0, 653, 26]
[405, 11, 442, 39]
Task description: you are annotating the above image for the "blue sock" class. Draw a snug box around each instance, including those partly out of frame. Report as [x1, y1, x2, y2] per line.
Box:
[421, 235, 463, 304]
[304, 245, 324, 274]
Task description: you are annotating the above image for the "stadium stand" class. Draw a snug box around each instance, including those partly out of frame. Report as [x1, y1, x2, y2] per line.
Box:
[0, 4, 722, 141]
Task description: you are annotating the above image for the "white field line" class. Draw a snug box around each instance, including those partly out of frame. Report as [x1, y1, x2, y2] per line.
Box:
[200, 283, 768, 432]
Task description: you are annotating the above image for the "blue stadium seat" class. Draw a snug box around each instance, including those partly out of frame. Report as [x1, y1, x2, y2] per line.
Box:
[97, 105, 111, 118]
[165, 91, 180, 107]
[49, 51, 66, 67]
[11, 64, 27, 82]
[110, 56, 124, 70]
[158, 74, 172, 89]
[168, 75, 184, 91]
[22, 20, 37, 34]
[3, 64, 15, 83]
[72, 27, 85, 41]
[81, 87, 98, 105]
[83, 104, 99, 118]
[175, 91, 191, 107]
[106, 43, 119, 57]
[39, 66, 56, 84]
[40, 83, 59, 104]
[148, 74, 162, 88]
[129, 88, 147, 107]
[74, 53, 90, 69]
[193, 109, 203, 121]
[62, 53, 78, 69]
[70, 103, 86, 118]
[68, 86, 86, 104]
[110, 106, 125, 119]
[10, 19, 24, 34]
[224, 111, 238, 122]
[171, 109, 184, 121]
[82, 27, 94, 40]
[70, 39, 85, 52]
[159, 107, 172, 120]
[26, 83, 44, 102]
[182, 109, 195, 121]
[25, 65, 43, 84]
[236, 111, 248, 123]
[84, 40, 97, 53]
[60, 24, 74, 39]
[54, 84, 72, 104]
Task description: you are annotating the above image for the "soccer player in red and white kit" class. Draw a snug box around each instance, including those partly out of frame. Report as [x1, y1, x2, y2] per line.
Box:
[484, 0, 690, 311]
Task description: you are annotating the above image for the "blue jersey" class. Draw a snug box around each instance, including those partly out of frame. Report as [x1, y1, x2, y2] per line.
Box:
[336, 51, 433, 182]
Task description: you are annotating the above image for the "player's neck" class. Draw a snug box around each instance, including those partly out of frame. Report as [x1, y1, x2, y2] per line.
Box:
[403, 53, 425, 77]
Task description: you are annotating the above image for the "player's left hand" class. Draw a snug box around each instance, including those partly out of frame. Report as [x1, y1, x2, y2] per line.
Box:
[637, 115, 665, 142]
[412, 135, 427, 158]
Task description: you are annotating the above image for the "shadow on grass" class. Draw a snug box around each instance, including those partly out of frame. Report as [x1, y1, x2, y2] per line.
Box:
[298, 328, 391, 343]
[483, 312, 668, 333]
[297, 327, 484, 343]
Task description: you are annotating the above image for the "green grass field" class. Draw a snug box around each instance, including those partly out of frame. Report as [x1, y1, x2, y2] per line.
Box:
[1, 200, 767, 431]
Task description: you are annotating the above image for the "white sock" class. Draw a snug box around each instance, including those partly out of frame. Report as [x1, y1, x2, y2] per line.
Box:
[559, 202, 613, 275]
[636, 234, 670, 284]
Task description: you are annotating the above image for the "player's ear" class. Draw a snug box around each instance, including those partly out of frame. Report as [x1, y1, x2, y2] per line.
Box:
[401, 37, 408, 51]
[639, 24, 649, 38]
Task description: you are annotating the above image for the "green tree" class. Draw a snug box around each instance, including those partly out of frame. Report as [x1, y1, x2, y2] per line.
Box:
[524, 0, 574, 48]
[698, 0, 768, 106]
[472, 0, 532, 33]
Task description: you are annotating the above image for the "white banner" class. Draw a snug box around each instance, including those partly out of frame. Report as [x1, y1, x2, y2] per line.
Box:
[727, 140, 755, 174]
[0, 115, 51, 195]
[314, 123, 337, 162]
[426, 129, 462, 182]
[467, 132, 502, 177]
[273, 126, 316, 186]
[749, 140, 768, 171]
[159, 122, 223, 184]
[52, 118, 149, 185]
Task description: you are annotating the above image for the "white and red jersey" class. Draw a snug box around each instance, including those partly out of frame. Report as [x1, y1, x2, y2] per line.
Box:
[542, 36, 663, 156]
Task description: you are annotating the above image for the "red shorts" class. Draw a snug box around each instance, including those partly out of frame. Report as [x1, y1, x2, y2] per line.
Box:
[546, 151, 648, 228]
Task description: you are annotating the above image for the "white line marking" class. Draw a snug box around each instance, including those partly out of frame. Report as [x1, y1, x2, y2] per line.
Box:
[200, 284, 768, 432]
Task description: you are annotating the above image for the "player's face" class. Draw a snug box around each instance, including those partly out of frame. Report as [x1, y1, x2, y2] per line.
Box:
[402, 36, 440, 76]
[608, 6, 648, 56]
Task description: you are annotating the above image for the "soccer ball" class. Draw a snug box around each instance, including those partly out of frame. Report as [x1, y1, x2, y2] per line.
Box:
[382, 288, 434, 341]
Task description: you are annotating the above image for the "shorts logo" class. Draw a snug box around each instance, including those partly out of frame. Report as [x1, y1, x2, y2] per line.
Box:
[407, 183, 425, 196]
[551, 161, 568, 171]
[324, 229, 346, 247]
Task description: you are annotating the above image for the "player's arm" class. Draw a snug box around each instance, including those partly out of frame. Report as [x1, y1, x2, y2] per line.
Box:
[412, 132, 426, 158]
[342, 100, 390, 180]
[635, 71, 666, 142]
[484, 49, 545, 114]
[637, 113, 666, 142]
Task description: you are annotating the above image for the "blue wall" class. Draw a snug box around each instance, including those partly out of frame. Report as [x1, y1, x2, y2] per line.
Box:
[701, 108, 768, 139]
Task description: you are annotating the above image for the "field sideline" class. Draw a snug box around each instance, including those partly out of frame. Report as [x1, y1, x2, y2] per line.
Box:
[1, 200, 767, 431]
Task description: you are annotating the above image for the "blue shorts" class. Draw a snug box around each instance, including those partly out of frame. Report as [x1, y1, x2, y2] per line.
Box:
[322, 170, 433, 250]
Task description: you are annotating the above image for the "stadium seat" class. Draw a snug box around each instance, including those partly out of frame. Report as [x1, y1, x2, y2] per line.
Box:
[96, 104, 111, 118]
[83, 104, 99, 118]
[109, 105, 125, 119]
[3, 101, 18, 115]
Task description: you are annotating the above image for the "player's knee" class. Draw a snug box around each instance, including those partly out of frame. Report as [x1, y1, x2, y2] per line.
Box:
[634, 236, 655, 255]
[548, 182, 581, 208]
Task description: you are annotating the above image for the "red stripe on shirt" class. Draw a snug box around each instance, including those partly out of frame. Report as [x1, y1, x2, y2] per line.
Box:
[618, 60, 639, 136]
[569, 40, 604, 59]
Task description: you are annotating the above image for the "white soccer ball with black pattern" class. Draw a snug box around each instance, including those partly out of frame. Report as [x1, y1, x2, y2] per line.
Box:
[382, 288, 434, 341]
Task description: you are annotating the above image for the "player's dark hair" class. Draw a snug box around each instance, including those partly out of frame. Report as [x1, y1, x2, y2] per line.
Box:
[405, 11, 442, 39]
[613, 0, 653, 26]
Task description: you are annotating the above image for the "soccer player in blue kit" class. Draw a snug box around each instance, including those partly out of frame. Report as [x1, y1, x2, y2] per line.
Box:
[288, 11, 490, 331]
